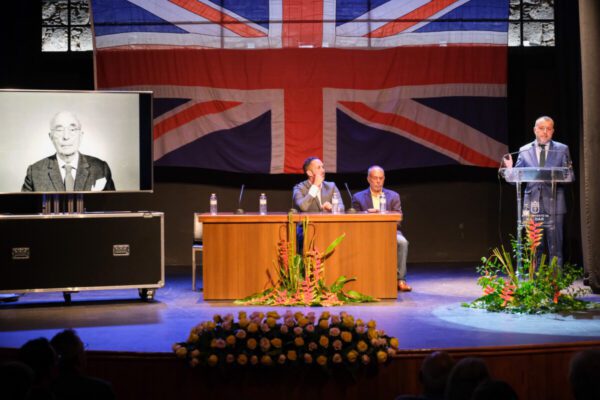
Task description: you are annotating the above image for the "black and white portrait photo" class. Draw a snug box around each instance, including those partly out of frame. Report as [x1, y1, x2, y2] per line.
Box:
[0, 90, 148, 194]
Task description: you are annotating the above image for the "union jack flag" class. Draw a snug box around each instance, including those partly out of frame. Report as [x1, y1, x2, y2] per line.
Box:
[91, 0, 509, 173]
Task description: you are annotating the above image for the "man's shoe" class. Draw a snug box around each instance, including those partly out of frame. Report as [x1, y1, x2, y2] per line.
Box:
[397, 280, 412, 292]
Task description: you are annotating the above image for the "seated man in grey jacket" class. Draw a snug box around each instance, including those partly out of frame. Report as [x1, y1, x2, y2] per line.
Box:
[293, 156, 344, 213]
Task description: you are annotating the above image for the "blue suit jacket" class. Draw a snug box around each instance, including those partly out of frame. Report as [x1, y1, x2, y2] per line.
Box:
[351, 188, 402, 212]
[514, 140, 573, 214]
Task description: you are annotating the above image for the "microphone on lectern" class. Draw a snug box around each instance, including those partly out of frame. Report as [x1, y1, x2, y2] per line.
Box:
[499, 150, 526, 169]
[235, 184, 245, 214]
[344, 183, 357, 213]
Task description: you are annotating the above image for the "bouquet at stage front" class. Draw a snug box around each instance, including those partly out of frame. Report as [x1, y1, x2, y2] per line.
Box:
[466, 218, 592, 314]
[235, 213, 376, 306]
[173, 311, 399, 371]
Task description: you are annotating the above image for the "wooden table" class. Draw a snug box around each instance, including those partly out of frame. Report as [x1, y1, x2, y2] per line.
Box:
[198, 212, 402, 300]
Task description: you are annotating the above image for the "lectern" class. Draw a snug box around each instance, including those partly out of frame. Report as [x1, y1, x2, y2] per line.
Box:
[499, 166, 574, 273]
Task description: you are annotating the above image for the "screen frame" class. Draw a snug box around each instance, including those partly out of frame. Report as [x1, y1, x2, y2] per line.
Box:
[0, 89, 154, 195]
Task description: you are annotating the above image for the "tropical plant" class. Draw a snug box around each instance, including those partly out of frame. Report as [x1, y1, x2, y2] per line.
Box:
[466, 218, 593, 313]
[235, 213, 376, 306]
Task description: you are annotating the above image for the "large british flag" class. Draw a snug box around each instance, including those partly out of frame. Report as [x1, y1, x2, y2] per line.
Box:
[91, 0, 509, 173]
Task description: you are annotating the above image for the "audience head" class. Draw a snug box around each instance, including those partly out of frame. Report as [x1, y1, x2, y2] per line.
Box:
[444, 357, 490, 400]
[0, 361, 34, 400]
[51, 329, 87, 372]
[472, 379, 518, 400]
[419, 350, 455, 398]
[18, 337, 57, 383]
[569, 348, 600, 400]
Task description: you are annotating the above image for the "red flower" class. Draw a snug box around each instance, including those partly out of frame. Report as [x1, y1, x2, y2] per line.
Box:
[525, 218, 544, 253]
[313, 257, 322, 281]
[551, 282, 560, 304]
[278, 240, 289, 272]
[500, 282, 516, 306]
[553, 291, 560, 304]
[483, 286, 495, 295]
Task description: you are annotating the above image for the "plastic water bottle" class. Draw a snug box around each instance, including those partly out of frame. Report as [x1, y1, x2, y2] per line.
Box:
[379, 192, 387, 213]
[209, 193, 218, 215]
[331, 191, 340, 214]
[259, 193, 268, 215]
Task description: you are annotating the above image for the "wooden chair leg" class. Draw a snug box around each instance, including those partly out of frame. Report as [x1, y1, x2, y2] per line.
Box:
[192, 249, 196, 291]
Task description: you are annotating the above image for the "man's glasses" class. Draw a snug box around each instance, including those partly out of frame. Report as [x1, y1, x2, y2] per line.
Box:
[52, 126, 81, 135]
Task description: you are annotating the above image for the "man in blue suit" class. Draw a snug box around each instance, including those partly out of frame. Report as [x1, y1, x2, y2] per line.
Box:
[351, 166, 411, 292]
[504, 116, 574, 267]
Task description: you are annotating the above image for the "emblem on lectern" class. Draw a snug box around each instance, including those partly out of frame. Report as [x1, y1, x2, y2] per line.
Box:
[12, 247, 30, 260]
[530, 200, 540, 214]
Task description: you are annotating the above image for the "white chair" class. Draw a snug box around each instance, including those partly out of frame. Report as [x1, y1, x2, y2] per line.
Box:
[192, 213, 203, 291]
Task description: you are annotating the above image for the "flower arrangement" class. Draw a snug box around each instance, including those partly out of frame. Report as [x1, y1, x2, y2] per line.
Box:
[172, 310, 399, 372]
[465, 218, 594, 313]
[235, 213, 376, 306]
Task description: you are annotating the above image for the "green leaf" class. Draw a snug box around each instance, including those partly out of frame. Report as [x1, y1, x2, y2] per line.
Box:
[323, 233, 346, 259]
[234, 287, 274, 304]
[330, 275, 356, 293]
[339, 290, 378, 303]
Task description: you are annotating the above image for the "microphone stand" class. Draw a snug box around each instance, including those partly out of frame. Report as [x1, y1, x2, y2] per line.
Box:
[344, 183, 357, 213]
[235, 184, 245, 214]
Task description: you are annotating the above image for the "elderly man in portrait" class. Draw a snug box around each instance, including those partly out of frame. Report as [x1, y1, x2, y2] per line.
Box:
[352, 165, 411, 292]
[22, 111, 115, 192]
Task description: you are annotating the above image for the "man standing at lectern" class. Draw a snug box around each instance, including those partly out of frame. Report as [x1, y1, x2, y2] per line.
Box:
[503, 116, 573, 267]
[352, 166, 411, 292]
[293, 157, 344, 213]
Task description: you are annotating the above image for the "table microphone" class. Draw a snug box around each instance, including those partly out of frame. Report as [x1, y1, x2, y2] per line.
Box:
[235, 184, 245, 214]
[344, 183, 357, 213]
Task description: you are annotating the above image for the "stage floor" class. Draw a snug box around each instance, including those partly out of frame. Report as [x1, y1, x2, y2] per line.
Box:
[1, 264, 599, 353]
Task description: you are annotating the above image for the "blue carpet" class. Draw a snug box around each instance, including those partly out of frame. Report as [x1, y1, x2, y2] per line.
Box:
[1, 264, 598, 352]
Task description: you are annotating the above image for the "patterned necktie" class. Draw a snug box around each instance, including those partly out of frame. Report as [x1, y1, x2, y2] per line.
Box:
[539, 144, 546, 167]
[64, 164, 75, 191]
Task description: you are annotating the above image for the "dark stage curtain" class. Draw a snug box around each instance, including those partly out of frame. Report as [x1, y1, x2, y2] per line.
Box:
[578, 0, 600, 292]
